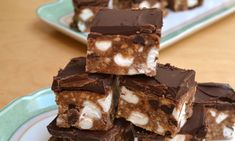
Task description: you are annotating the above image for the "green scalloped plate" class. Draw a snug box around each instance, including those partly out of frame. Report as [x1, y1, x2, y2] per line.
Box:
[37, 0, 235, 49]
[0, 89, 57, 141]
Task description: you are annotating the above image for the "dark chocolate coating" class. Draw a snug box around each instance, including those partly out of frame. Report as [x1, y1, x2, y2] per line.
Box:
[119, 63, 196, 100]
[180, 104, 207, 139]
[195, 83, 235, 111]
[52, 57, 113, 94]
[132, 126, 165, 140]
[195, 83, 235, 104]
[90, 8, 163, 35]
[47, 118, 134, 141]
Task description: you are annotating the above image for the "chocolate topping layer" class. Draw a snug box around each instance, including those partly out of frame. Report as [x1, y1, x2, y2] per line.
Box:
[52, 57, 113, 94]
[47, 118, 133, 141]
[90, 8, 163, 35]
[195, 83, 235, 104]
[132, 126, 165, 140]
[180, 104, 207, 139]
[119, 63, 196, 100]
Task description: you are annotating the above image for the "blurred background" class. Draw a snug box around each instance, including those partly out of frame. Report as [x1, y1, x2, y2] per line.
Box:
[0, 0, 235, 108]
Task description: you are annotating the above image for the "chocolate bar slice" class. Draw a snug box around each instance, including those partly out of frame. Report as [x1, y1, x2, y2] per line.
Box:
[167, 0, 203, 11]
[117, 63, 197, 136]
[47, 118, 134, 141]
[132, 104, 207, 141]
[52, 57, 117, 130]
[86, 9, 163, 77]
[196, 83, 235, 140]
[71, 0, 109, 32]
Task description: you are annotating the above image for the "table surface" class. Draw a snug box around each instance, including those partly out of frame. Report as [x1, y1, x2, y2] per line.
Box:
[0, 0, 235, 109]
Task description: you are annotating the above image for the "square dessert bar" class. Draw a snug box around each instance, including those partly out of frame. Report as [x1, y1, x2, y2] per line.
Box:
[196, 83, 235, 140]
[167, 0, 203, 11]
[86, 9, 163, 77]
[132, 103, 207, 141]
[117, 63, 197, 136]
[52, 57, 117, 130]
[47, 118, 134, 141]
[71, 0, 109, 32]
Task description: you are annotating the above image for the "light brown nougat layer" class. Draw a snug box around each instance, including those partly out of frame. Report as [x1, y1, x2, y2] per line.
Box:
[117, 85, 196, 136]
[87, 33, 160, 77]
[205, 107, 235, 140]
[56, 90, 115, 130]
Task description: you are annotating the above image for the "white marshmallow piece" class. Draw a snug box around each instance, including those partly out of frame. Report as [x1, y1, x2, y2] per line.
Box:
[98, 91, 113, 112]
[114, 53, 134, 67]
[79, 101, 101, 129]
[79, 118, 93, 129]
[81, 101, 101, 119]
[209, 110, 216, 117]
[169, 134, 186, 141]
[216, 112, 228, 124]
[172, 103, 187, 127]
[120, 86, 139, 104]
[138, 47, 144, 52]
[187, 0, 198, 7]
[108, 0, 113, 9]
[128, 68, 138, 75]
[223, 125, 235, 139]
[152, 3, 161, 8]
[79, 8, 94, 22]
[179, 103, 187, 128]
[77, 21, 86, 32]
[146, 47, 158, 72]
[139, 1, 150, 9]
[95, 40, 112, 52]
[156, 122, 165, 134]
[128, 111, 149, 126]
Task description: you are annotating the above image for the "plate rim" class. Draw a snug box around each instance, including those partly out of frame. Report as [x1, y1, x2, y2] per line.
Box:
[36, 0, 87, 44]
[0, 88, 56, 141]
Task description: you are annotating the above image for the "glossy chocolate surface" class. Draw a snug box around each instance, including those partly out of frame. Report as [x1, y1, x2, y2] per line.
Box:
[90, 8, 163, 35]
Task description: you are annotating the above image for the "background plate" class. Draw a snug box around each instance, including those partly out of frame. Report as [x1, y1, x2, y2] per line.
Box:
[37, 0, 235, 49]
[0, 89, 56, 141]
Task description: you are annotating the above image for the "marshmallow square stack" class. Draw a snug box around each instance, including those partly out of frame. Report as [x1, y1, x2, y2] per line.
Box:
[47, 7, 234, 141]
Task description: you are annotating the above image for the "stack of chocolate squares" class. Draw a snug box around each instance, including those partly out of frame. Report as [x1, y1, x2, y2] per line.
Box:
[71, 0, 204, 32]
[48, 8, 235, 141]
